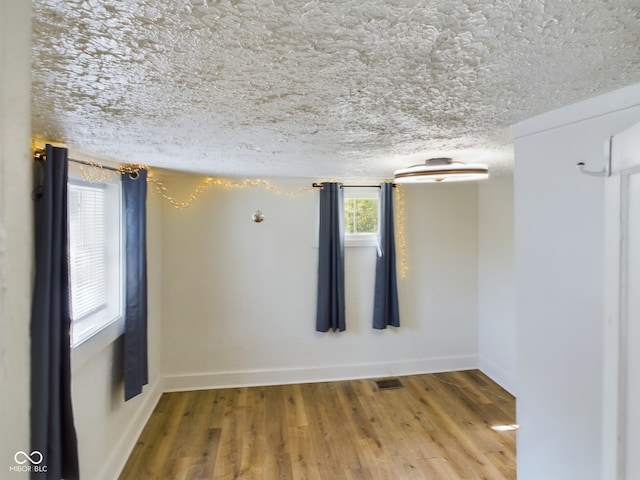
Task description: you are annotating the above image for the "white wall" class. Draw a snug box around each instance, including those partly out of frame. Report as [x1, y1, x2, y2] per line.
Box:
[513, 84, 640, 480]
[160, 176, 479, 389]
[70, 182, 164, 480]
[400, 183, 480, 368]
[0, 0, 32, 470]
[477, 177, 517, 394]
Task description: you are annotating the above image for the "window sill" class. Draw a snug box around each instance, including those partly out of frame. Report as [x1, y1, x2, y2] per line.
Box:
[345, 234, 378, 248]
[71, 316, 125, 372]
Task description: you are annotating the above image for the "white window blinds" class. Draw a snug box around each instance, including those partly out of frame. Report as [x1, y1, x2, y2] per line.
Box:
[68, 182, 108, 320]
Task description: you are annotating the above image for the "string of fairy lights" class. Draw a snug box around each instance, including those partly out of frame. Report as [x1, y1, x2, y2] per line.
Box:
[393, 184, 408, 279]
[147, 174, 316, 209]
[36, 148, 409, 278]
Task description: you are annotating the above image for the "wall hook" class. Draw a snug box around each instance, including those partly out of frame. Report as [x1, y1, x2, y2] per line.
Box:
[576, 162, 609, 177]
[576, 136, 613, 178]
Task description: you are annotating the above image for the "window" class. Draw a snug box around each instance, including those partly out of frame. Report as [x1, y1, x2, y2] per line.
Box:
[344, 187, 379, 246]
[68, 174, 124, 346]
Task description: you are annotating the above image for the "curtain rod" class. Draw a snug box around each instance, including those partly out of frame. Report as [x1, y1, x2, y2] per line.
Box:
[312, 183, 380, 188]
[68, 157, 121, 172]
[34, 150, 125, 173]
[37, 152, 392, 184]
[312, 183, 395, 188]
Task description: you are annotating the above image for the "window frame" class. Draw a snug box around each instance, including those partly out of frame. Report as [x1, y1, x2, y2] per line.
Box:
[67, 173, 125, 347]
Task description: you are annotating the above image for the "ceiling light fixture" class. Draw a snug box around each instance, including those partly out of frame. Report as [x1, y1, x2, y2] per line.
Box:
[393, 157, 489, 183]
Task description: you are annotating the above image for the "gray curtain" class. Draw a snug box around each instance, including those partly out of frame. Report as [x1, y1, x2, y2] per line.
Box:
[316, 182, 346, 332]
[373, 183, 400, 329]
[31, 144, 80, 479]
[123, 169, 149, 401]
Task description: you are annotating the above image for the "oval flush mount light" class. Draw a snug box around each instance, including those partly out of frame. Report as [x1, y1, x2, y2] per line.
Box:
[393, 157, 489, 183]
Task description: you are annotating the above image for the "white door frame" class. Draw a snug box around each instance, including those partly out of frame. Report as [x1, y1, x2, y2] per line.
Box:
[602, 121, 640, 480]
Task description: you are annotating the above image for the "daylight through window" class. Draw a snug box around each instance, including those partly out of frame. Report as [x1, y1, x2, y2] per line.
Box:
[344, 197, 379, 235]
[343, 188, 379, 246]
[68, 176, 124, 346]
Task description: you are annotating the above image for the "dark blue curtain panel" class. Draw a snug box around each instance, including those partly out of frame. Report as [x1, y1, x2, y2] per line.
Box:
[30, 144, 80, 479]
[316, 182, 346, 332]
[373, 183, 400, 329]
[123, 169, 149, 401]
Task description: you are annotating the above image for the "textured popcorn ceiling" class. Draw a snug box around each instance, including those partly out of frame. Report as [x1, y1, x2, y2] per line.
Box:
[32, 0, 640, 179]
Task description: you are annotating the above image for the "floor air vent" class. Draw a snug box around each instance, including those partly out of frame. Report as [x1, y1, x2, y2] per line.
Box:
[374, 378, 403, 391]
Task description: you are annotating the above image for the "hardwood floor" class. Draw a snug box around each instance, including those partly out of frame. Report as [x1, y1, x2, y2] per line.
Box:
[119, 370, 516, 479]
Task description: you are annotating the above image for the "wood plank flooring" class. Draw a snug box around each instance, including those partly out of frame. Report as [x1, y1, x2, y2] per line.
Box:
[119, 370, 516, 479]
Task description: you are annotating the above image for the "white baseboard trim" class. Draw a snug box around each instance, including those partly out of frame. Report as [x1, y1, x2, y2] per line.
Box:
[478, 357, 517, 396]
[97, 377, 164, 480]
[163, 355, 479, 392]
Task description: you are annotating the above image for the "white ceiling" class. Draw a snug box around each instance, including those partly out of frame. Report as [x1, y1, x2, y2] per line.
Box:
[31, 0, 640, 180]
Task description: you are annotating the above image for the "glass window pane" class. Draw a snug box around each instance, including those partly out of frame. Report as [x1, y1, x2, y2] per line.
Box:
[355, 198, 378, 234]
[68, 184, 108, 320]
[343, 196, 379, 236]
[68, 175, 123, 346]
[344, 198, 355, 234]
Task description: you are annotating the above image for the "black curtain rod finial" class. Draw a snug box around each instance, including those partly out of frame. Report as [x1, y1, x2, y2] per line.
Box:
[33, 148, 46, 161]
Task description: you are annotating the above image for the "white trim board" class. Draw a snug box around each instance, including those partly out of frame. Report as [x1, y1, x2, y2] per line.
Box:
[478, 356, 517, 397]
[513, 83, 640, 139]
[163, 355, 478, 392]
